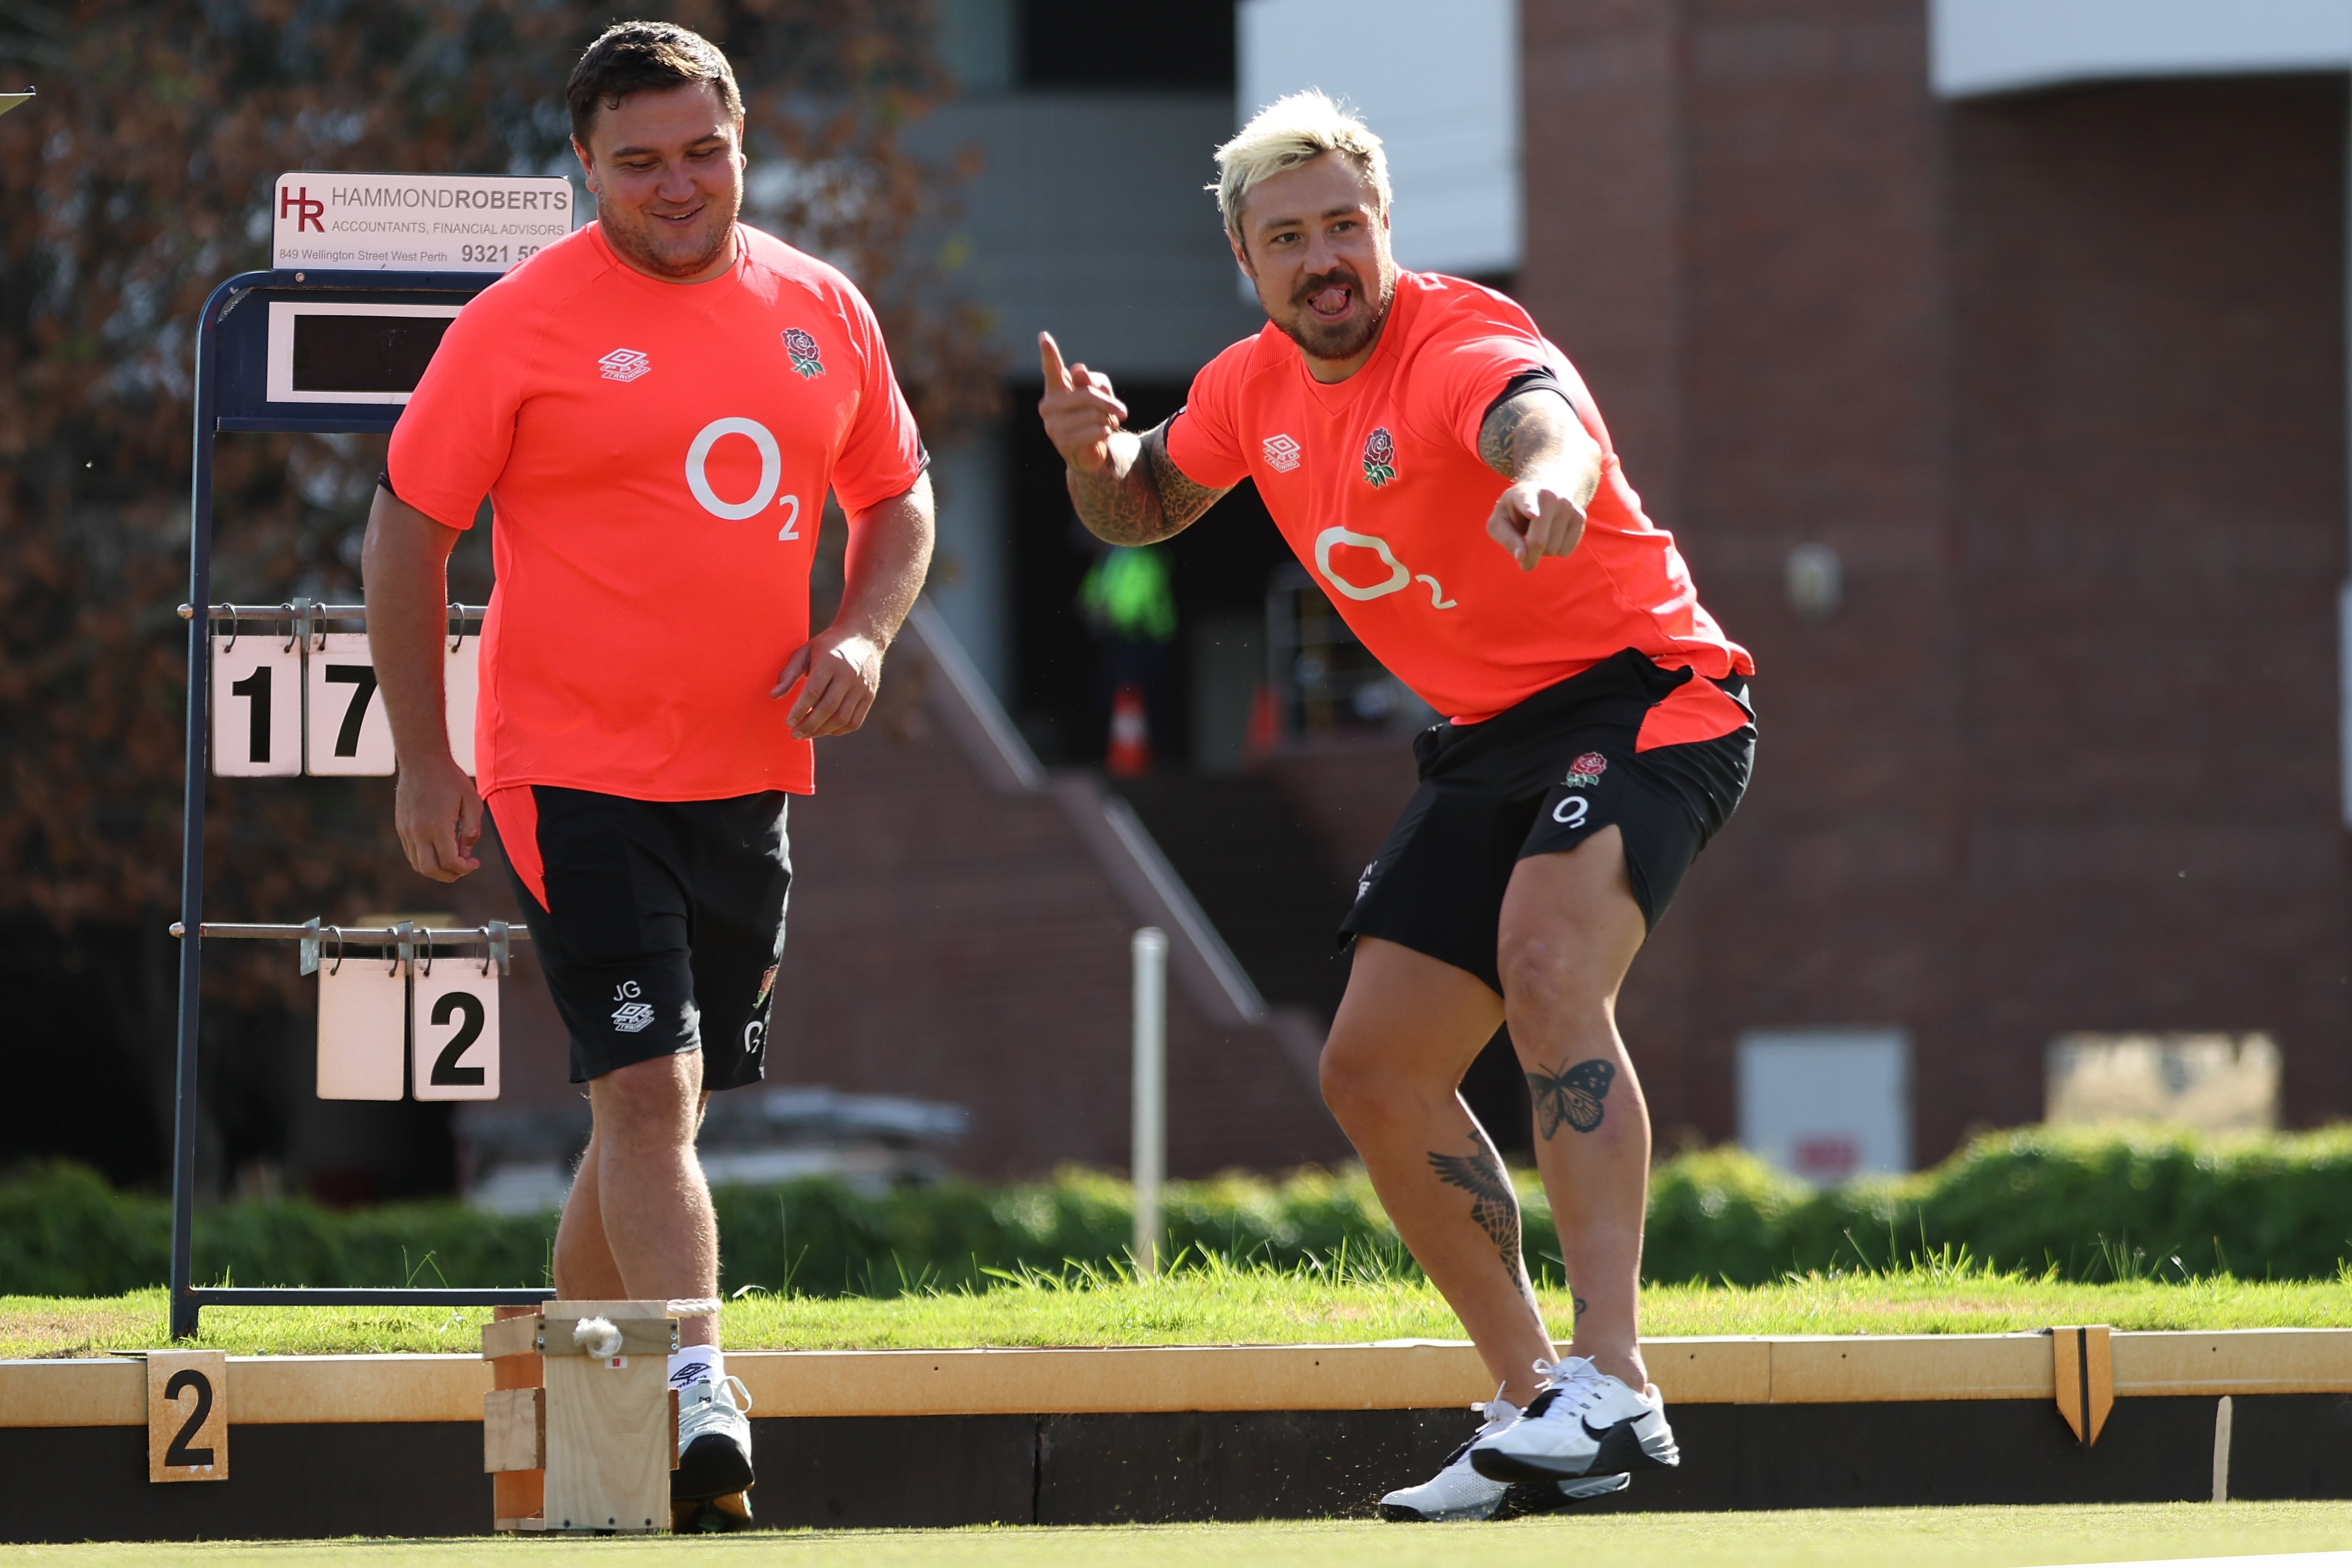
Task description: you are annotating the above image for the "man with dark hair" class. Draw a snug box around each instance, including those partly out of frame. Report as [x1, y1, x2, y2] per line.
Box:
[364, 20, 934, 1518]
[566, 20, 743, 146]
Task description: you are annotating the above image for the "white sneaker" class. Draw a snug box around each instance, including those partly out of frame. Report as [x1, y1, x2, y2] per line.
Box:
[674, 1375, 755, 1501]
[1468, 1356, 1680, 1483]
[1379, 1392, 1633, 1522]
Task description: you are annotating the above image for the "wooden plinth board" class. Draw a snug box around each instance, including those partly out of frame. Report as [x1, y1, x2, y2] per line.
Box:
[486, 1299, 677, 1534]
[541, 1354, 670, 1531]
[488, 1305, 544, 1525]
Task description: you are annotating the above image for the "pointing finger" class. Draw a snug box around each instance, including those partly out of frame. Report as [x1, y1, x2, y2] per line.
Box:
[1486, 501, 1526, 561]
[1039, 332, 1071, 392]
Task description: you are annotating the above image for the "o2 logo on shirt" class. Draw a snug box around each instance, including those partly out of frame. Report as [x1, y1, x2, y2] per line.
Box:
[1313, 525, 1456, 611]
[684, 416, 801, 538]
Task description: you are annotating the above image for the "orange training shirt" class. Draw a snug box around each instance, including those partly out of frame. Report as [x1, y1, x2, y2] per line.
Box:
[1166, 270, 1751, 726]
[387, 222, 926, 800]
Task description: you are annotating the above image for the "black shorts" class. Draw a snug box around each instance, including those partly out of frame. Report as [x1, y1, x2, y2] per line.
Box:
[1339, 650, 1755, 995]
[495, 784, 791, 1088]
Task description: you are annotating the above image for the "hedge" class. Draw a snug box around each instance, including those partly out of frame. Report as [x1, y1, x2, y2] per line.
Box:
[8, 1124, 2352, 1299]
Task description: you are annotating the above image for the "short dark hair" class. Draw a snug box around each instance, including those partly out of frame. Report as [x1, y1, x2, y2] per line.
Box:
[566, 21, 743, 149]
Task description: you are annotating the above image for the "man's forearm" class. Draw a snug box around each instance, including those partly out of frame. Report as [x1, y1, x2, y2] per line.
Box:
[360, 489, 463, 768]
[1481, 391, 1602, 510]
[837, 472, 936, 646]
[1066, 430, 1178, 545]
[1067, 426, 1229, 546]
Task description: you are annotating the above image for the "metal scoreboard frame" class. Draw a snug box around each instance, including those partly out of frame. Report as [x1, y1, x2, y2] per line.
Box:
[169, 267, 556, 1338]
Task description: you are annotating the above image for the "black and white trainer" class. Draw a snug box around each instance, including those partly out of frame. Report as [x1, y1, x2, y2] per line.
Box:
[673, 1374, 756, 1501]
[1378, 1392, 1633, 1522]
[1468, 1356, 1680, 1483]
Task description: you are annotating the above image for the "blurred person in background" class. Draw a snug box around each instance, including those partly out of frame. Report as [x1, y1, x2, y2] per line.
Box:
[1077, 537, 1177, 774]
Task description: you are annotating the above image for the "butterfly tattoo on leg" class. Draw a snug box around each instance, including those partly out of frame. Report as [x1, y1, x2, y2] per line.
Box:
[1527, 1057, 1615, 1138]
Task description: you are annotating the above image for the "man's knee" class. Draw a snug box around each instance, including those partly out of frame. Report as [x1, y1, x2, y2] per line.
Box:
[590, 1051, 701, 1147]
[1495, 927, 1612, 1028]
[1318, 1035, 1431, 1137]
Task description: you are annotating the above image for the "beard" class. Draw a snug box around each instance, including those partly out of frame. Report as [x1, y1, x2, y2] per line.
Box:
[599, 181, 742, 280]
[1270, 261, 1395, 362]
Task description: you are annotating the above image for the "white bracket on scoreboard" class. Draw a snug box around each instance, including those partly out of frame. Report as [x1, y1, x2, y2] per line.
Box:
[172, 916, 519, 1102]
[191, 601, 481, 778]
[312, 918, 504, 1102]
[318, 924, 409, 1100]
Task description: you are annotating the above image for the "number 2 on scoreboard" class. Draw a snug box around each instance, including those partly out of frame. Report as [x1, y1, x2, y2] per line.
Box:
[412, 965, 500, 1101]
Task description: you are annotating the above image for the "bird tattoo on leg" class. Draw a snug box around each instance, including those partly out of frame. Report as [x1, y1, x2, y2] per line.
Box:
[1428, 1138, 1525, 1283]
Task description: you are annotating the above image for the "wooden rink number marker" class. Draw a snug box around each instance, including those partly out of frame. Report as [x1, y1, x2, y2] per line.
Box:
[2052, 1324, 2114, 1446]
[148, 1349, 228, 1483]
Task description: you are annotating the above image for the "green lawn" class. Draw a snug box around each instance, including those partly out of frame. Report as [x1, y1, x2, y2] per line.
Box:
[6, 1504, 2351, 1565]
[7, 1259, 2352, 1358]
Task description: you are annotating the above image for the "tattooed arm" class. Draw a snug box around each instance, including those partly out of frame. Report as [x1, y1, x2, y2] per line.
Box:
[1038, 332, 1231, 545]
[1070, 421, 1227, 546]
[1477, 387, 1604, 572]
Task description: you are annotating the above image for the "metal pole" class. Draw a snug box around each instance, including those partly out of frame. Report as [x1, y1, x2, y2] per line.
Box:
[170, 280, 237, 1341]
[1131, 926, 1167, 1277]
[2341, 92, 2352, 829]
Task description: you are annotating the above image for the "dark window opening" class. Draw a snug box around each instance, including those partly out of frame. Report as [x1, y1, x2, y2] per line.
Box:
[291, 314, 453, 396]
[1018, 0, 1234, 90]
[1008, 379, 1294, 769]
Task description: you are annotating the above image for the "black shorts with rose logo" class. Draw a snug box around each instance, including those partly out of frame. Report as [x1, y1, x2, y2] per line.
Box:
[1338, 649, 1755, 995]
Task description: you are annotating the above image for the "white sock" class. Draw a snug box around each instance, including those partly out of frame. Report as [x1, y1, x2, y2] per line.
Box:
[668, 1346, 722, 1392]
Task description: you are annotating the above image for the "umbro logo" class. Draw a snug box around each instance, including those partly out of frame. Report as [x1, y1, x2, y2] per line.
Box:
[1262, 433, 1302, 473]
[598, 347, 651, 383]
[611, 1000, 655, 1034]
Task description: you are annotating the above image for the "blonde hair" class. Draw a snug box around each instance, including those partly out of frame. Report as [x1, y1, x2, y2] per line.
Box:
[1212, 89, 1391, 245]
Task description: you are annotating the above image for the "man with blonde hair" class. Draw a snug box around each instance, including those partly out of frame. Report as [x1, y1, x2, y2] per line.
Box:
[1038, 91, 1753, 1519]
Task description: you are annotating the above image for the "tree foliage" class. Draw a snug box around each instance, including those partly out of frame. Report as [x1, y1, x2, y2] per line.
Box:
[0, 0, 988, 937]
[0, 0, 991, 1187]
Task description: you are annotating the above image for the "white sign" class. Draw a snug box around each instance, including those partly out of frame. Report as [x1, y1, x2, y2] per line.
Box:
[304, 632, 395, 776]
[1737, 1028, 1912, 1183]
[1239, 0, 1520, 276]
[1932, 0, 2352, 98]
[272, 172, 574, 272]
[318, 957, 406, 1101]
[446, 633, 481, 776]
[412, 962, 500, 1101]
[210, 634, 302, 777]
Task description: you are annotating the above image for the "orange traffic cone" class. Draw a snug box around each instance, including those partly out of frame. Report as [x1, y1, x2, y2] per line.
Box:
[1244, 682, 1280, 760]
[1107, 684, 1152, 777]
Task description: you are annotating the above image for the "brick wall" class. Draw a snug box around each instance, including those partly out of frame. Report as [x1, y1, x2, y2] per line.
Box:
[1512, 0, 2352, 1159]
[761, 627, 1351, 1179]
[1943, 77, 2352, 1147]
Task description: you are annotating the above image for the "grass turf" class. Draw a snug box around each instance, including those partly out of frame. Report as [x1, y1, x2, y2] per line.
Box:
[4, 1504, 2350, 1565]
[7, 1258, 2352, 1358]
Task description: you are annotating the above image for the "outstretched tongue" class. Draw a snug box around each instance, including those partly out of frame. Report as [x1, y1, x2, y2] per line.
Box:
[1312, 285, 1351, 316]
